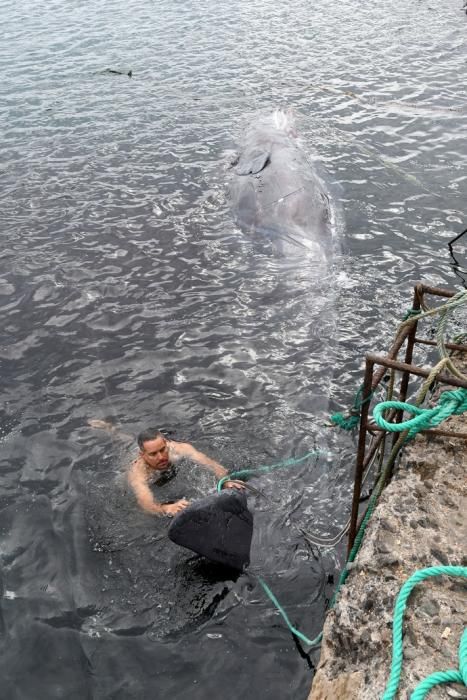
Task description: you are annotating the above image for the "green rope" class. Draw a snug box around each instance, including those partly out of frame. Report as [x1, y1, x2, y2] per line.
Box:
[411, 666, 465, 700]
[382, 566, 467, 700]
[213, 292, 467, 651]
[330, 412, 360, 431]
[329, 446, 394, 608]
[373, 388, 467, 440]
[330, 297, 467, 684]
[257, 462, 391, 645]
[216, 450, 321, 493]
[217, 450, 324, 645]
[403, 308, 421, 321]
[217, 442, 401, 645]
[220, 442, 398, 644]
[331, 385, 375, 431]
[257, 577, 323, 648]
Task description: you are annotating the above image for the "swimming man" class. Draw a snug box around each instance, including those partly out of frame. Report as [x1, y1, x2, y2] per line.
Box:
[89, 421, 244, 516]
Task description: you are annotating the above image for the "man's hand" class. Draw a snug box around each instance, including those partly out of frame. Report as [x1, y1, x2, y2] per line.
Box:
[161, 499, 190, 516]
[222, 480, 246, 490]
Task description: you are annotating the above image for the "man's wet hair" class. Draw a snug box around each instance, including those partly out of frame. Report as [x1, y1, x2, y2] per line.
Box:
[137, 427, 165, 450]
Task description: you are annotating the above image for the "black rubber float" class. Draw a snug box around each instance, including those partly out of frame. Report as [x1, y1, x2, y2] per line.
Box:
[168, 490, 253, 571]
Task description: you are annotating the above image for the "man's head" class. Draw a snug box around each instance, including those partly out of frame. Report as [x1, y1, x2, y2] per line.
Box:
[137, 427, 170, 471]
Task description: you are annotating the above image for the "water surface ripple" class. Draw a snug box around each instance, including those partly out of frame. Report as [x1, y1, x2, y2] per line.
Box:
[1, 1, 466, 698]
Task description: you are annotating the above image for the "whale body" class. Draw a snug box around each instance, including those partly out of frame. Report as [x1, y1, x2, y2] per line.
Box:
[230, 110, 334, 258]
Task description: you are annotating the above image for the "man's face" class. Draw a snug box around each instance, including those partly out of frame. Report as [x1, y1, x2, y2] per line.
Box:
[140, 436, 170, 470]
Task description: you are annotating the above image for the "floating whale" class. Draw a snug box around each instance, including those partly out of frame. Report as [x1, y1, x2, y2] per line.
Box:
[229, 109, 334, 258]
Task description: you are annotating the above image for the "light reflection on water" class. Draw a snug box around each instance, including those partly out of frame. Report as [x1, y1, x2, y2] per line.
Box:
[1, 0, 466, 698]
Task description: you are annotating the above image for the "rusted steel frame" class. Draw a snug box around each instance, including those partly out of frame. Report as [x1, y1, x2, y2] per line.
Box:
[370, 328, 411, 390]
[414, 337, 467, 352]
[415, 282, 456, 314]
[347, 357, 374, 554]
[347, 352, 467, 553]
[416, 283, 455, 300]
[393, 287, 421, 450]
[347, 283, 462, 554]
[348, 362, 411, 554]
[366, 353, 467, 389]
[366, 424, 467, 440]
[346, 430, 388, 556]
[365, 281, 447, 390]
[362, 429, 386, 470]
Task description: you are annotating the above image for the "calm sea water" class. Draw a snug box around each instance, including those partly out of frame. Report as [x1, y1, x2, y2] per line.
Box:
[1, 0, 466, 698]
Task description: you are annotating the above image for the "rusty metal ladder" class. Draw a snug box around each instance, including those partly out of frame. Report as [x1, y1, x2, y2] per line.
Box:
[347, 282, 467, 553]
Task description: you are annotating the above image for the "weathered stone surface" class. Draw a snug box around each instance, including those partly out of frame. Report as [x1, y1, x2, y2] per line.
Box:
[419, 598, 440, 617]
[309, 669, 364, 699]
[308, 353, 467, 700]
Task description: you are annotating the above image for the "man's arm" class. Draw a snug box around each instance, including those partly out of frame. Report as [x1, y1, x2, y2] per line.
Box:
[88, 419, 133, 443]
[175, 443, 227, 479]
[128, 461, 189, 515]
[174, 443, 245, 489]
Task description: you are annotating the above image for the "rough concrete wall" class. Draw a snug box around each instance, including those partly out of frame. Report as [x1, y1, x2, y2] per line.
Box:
[309, 406, 467, 699]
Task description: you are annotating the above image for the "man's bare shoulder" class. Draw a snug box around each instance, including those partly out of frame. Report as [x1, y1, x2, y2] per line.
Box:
[169, 440, 194, 458]
[128, 456, 147, 482]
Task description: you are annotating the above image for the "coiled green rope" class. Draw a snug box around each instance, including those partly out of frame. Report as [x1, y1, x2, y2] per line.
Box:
[373, 388, 467, 441]
[411, 629, 467, 699]
[382, 566, 467, 700]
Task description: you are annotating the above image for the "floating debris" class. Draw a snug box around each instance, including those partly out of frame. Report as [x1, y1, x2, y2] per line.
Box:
[101, 68, 133, 78]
